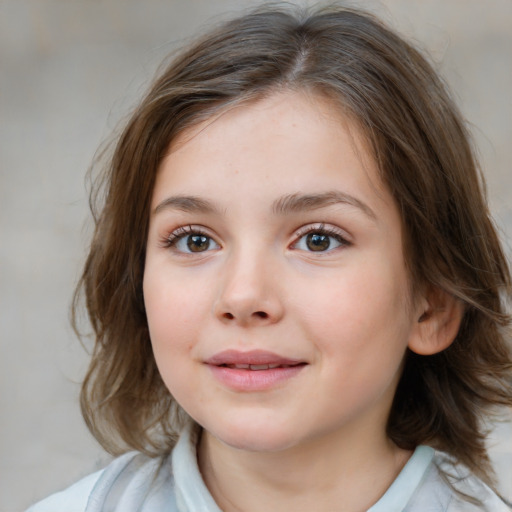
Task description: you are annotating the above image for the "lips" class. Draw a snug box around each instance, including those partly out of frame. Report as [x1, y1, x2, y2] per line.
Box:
[205, 350, 307, 391]
[221, 363, 296, 370]
[205, 349, 305, 368]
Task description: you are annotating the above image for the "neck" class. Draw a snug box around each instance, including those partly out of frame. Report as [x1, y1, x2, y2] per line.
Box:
[198, 424, 412, 512]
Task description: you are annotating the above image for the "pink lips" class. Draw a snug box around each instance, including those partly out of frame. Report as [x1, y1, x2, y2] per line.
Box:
[205, 350, 307, 391]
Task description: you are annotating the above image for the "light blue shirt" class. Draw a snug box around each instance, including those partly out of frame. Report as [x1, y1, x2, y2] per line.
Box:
[27, 425, 511, 512]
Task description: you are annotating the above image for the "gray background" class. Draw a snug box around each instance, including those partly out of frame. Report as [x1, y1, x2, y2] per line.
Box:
[1, 1, 511, 510]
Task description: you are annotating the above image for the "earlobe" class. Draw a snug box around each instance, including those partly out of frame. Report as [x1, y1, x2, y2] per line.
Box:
[408, 288, 465, 356]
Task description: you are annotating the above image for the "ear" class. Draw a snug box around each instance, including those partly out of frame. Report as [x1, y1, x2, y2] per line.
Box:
[408, 287, 464, 356]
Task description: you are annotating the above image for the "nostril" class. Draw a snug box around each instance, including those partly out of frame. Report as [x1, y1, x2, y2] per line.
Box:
[220, 311, 270, 321]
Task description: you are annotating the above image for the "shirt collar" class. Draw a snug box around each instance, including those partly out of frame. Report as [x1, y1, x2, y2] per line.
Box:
[172, 423, 435, 512]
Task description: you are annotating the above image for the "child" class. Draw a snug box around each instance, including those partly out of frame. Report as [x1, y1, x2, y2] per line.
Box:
[28, 4, 512, 511]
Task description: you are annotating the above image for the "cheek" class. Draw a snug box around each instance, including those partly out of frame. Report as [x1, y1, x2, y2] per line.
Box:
[143, 270, 207, 403]
[298, 260, 412, 359]
[144, 264, 208, 330]
[311, 270, 411, 407]
[143, 267, 210, 371]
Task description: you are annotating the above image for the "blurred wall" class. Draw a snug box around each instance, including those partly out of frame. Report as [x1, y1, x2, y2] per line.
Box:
[1, 1, 511, 510]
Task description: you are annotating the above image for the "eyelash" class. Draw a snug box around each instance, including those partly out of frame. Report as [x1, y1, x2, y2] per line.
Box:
[163, 225, 209, 246]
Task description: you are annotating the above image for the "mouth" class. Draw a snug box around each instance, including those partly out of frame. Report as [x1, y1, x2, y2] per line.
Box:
[217, 363, 305, 370]
[205, 349, 306, 368]
[205, 350, 307, 391]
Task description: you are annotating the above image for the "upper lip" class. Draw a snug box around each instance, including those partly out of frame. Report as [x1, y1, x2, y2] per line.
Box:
[205, 349, 305, 366]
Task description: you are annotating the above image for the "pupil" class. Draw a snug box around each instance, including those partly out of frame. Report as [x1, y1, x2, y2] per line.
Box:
[187, 235, 209, 252]
[306, 233, 330, 251]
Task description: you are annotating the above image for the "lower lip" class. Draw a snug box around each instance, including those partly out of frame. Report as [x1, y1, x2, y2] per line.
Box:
[207, 364, 306, 391]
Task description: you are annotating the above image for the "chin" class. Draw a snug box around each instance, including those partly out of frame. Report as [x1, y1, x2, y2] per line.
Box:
[204, 417, 301, 453]
[220, 431, 296, 453]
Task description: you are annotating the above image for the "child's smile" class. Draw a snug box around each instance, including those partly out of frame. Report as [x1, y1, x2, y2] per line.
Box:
[204, 348, 308, 391]
[143, 91, 425, 455]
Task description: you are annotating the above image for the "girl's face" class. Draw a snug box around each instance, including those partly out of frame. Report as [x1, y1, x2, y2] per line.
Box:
[144, 91, 424, 453]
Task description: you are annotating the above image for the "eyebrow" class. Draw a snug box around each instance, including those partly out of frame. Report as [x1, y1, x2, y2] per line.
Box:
[153, 191, 376, 220]
[153, 195, 221, 215]
[272, 191, 377, 220]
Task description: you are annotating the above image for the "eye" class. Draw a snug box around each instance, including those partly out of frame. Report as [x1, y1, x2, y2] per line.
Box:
[292, 225, 350, 252]
[166, 226, 220, 254]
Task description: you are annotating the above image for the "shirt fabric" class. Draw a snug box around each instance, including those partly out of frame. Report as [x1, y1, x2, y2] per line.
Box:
[27, 425, 511, 512]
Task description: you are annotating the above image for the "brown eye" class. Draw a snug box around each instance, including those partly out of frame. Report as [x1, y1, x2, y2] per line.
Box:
[306, 233, 331, 251]
[187, 235, 211, 252]
[292, 227, 348, 253]
[167, 228, 220, 254]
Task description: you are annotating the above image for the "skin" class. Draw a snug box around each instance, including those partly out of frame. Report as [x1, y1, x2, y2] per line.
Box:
[143, 91, 459, 511]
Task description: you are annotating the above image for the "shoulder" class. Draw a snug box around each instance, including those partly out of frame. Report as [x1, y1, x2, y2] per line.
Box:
[436, 453, 512, 512]
[26, 468, 104, 512]
[407, 451, 511, 512]
[26, 451, 175, 512]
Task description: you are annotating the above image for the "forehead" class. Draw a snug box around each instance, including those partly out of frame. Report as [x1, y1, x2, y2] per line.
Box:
[169, 91, 365, 154]
[155, 91, 387, 202]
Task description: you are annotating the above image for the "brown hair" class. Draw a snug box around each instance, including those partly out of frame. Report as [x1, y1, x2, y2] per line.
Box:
[74, 3, 512, 486]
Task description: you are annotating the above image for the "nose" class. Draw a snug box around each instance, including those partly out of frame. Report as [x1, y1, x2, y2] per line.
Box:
[213, 248, 284, 327]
